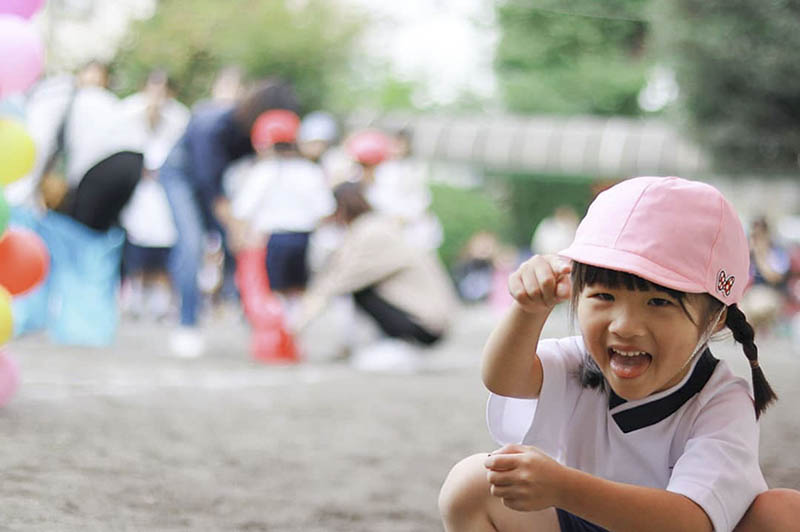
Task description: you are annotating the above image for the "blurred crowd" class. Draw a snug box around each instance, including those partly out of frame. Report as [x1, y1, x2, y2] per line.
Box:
[7, 62, 458, 368]
[9, 61, 800, 365]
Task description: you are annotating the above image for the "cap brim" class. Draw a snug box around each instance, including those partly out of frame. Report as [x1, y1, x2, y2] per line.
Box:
[559, 244, 704, 294]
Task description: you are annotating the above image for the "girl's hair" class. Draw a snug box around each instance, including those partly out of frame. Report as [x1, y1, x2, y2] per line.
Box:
[332, 182, 372, 223]
[570, 261, 777, 418]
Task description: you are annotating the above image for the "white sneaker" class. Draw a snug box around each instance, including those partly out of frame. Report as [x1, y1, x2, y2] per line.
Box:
[350, 338, 423, 373]
[168, 327, 206, 358]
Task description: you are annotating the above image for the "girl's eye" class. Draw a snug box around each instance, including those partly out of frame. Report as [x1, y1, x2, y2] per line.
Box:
[592, 292, 615, 302]
[648, 297, 673, 307]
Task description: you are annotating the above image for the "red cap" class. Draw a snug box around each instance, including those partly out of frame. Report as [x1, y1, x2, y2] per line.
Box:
[251, 110, 301, 151]
[346, 129, 391, 166]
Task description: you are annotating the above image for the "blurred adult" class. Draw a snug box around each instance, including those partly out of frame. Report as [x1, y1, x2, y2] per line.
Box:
[530, 204, 579, 256]
[296, 182, 457, 371]
[158, 78, 299, 357]
[741, 216, 791, 331]
[18, 61, 143, 230]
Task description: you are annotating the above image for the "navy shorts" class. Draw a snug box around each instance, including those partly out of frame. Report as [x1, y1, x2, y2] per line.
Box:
[266, 232, 310, 291]
[557, 509, 609, 532]
[123, 242, 171, 275]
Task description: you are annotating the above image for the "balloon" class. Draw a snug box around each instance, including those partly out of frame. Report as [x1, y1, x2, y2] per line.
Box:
[0, 0, 45, 19]
[0, 14, 45, 97]
[0, 188, 9, 234]
[0, 227, 49, 295]
[0, 350, 19, 407]
[0, 118, 36, 185]
[0, 286, 12, 344]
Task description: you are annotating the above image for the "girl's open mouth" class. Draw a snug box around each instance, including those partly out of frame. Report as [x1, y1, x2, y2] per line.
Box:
[608, 347, 652, 379]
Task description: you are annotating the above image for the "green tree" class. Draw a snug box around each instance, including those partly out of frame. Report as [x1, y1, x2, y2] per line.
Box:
[495, 0, 652, 115]
[652, 0, 800, 173]
[113, 0, 366, 111]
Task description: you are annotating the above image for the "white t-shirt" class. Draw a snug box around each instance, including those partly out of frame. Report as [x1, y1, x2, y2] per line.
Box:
[119, 92, 190, 171]
[487, 336, 766, 532]
[231, 156, 335, 234]
[367, 158, 442, 250]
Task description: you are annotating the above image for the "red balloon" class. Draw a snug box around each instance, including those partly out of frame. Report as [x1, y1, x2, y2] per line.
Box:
[0, 227, 49, 295]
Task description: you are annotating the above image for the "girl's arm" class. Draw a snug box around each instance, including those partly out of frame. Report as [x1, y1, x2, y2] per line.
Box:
[486, 445, 712, 532]
[481, 255, 571, 398]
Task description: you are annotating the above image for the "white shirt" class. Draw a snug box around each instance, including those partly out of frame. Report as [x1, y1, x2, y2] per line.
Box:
[6, 77, 142, 208]
[119, 92, 190, 171]
[63, 86, 142, 185]
[367, 158, 443, 249]
[232, 156, 335, 234]
[487, 336, 766, 532]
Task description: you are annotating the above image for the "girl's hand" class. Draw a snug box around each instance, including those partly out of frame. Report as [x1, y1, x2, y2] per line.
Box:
[484, 444, 565, 512]
[508, 255, 572, 314]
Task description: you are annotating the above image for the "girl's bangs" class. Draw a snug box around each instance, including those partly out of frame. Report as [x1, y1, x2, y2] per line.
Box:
[572, 262, 683, 299]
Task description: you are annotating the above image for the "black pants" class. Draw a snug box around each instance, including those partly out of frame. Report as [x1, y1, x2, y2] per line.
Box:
[352, 287, 442, 345]
[64, 151, 143, 232]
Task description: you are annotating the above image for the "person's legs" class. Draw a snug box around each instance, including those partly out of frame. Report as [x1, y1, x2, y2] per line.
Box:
[734, 488, 800, 531]
[439, 453, 560, 532]
[160, 171, 205, 328]
[69, 151, 143, 231]
[352, 287, 441, 345]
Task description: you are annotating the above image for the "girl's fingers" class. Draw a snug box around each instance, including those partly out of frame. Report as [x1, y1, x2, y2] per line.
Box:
[486, 469, 515, 486]
[530, 258, 558, 306]
[485, 453, 521, 472]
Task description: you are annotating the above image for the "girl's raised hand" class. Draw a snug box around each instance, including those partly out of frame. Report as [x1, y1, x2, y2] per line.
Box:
[508, 255, 572, 314]
[484, 444, 564, 512]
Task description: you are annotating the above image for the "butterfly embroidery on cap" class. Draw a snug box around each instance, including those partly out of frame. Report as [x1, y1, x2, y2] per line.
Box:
[716, 270, 735, 297]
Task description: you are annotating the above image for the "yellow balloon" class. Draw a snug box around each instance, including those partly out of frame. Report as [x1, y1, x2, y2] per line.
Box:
[0, 118, 36, 185]
[0, 286, 13, 345]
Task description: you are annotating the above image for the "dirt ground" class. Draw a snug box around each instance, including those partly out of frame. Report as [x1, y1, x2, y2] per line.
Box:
[1, 304, 798, 531]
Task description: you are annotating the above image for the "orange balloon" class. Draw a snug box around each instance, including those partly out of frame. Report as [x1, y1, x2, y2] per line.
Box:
[0, 227, 49, 295]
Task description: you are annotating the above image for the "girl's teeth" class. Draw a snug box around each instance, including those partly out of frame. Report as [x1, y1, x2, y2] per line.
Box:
[611, 348, 647, 357]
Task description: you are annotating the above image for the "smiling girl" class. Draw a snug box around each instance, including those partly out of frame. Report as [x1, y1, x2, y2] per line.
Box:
[439, 177, 800, 531]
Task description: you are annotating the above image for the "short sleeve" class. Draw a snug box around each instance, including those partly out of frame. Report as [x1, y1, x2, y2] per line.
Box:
[486, 336, 584, 457]
[666, 380, 767, 532]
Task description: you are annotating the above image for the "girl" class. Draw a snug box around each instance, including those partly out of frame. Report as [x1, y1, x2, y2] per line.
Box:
[439, 177, 800, 531]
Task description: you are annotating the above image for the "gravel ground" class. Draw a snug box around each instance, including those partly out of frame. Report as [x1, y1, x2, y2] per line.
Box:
[1, 304, 798, 531]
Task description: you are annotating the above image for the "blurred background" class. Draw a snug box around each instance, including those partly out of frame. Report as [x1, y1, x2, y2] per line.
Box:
[20, 0, 800, 268]
[2, 1, 800, 530]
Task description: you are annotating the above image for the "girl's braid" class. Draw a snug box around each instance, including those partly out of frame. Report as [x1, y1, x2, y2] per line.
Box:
[725, 304, 777, 418]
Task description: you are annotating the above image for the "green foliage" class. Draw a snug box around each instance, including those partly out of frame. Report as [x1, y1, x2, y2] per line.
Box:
[651, 0, 800, 172]
[113, 0, 365, 110]
[429, 183, 513, 269]
[495, 0, 652, 115]
[491, 173, 593, 248]
[430, 176, 593, 269]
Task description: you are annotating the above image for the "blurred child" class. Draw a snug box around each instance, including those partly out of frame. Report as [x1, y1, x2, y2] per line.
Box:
[346, 128, 442, 250]
[439, 176, 799, 531]
[231, 109, 335, 296]
[119, 70, 189, 320]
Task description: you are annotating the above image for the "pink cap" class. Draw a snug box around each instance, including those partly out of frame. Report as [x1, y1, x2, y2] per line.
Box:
[559, 176, 749, 304]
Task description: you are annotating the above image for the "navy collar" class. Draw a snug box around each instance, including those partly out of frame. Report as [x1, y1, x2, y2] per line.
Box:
[608, 348, 718, 433]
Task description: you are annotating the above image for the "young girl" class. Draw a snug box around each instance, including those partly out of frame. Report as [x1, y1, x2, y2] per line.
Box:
[439, 176, 800, 531]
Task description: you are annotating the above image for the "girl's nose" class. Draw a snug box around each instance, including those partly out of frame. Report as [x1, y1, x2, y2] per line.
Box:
[608, 306, 646, 338]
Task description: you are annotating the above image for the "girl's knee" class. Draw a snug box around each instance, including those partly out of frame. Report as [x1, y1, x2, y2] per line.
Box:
[439, 453, 491, 525]
[736, 488, 800, 531]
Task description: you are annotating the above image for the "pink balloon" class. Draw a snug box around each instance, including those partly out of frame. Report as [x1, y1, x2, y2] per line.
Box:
[0, 351, 20, 407]
[0, 0, 45, 19]
[0, 14, 45, 97]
